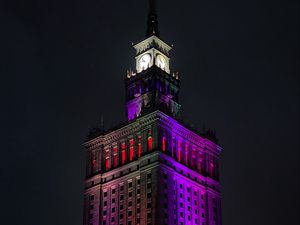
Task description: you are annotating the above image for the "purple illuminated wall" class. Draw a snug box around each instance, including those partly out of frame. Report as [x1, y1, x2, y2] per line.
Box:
[83, 111, 222, 225]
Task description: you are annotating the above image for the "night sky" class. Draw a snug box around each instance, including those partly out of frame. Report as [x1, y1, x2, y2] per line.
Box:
[0, 0, 299, 225]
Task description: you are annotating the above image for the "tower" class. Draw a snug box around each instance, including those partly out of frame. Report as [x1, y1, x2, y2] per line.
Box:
[83, 1, 223, 225]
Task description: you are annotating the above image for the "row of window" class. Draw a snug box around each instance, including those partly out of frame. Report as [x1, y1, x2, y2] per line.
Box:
[103, 132, 153, 171]
[101, 174, 152, 225]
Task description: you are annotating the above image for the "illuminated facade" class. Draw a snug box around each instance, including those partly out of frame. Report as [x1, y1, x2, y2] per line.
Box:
[83, 1, 222, 225]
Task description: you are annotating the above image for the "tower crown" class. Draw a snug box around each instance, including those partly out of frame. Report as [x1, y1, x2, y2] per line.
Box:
[125, 0, 181, 121]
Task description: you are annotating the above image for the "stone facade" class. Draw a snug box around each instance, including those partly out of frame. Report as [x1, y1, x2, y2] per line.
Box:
[83, 111, 222, 225]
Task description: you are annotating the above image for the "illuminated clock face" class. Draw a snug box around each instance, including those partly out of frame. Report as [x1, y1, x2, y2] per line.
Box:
[156, 54, 166, 69]
[139, 54, 151, 70]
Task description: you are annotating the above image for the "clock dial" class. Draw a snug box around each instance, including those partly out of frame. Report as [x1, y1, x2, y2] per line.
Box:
[139, 54, 151, 70]
[156, 54, 166, 69]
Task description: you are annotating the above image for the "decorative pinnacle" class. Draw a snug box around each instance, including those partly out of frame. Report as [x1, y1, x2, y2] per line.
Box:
[146, 0, 159, 37]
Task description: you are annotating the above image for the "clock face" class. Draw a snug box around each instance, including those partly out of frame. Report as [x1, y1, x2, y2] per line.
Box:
[156, 54, 166, 69]
[139, 54, 151, 70]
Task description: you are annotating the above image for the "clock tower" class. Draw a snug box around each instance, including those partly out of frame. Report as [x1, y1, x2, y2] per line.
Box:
[83, 1, 223, 225]
[125, 1, 180, 121]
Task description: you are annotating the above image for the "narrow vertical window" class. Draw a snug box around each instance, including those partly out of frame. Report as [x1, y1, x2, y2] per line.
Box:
[138, 136, 142, 158]
[172, 137, 175, 157]
[129, 139, 134, 161]
[148, 136, 153, 151]
[113, 154, 118, 167]
[185, 144, 189, 165]
[209, 161, 215, 177]
[162, 136, 166, 152]
[191, 149, 196, 169]
[113, 146, 118, 167]
[178, 141, 182, 162]
[121, 143, 126, 165]
[105, 157, 110, 170]
[91, 152, 97, 173]
[148, 130, 153, 151]
[198, 153, 203, 173]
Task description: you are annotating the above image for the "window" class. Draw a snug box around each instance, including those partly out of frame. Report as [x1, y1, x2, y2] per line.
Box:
[177, 141, 182, 162]
[105, 157, 110, 170]
[148, 136, 153, 151]
[129, 192, 132, 197]
[128, 211, 132, 216]
[121, 143, 126, 164]
[128, 182, 132, 188]
[112, 207, 115, 213]
[162, 136, 166, 152]
[113, 154, 118, 167]
[147, 192, 152, 198]
[138, 136, 142, 157]
[129, 139, 134, 161]
[147, 202, 151, 208]
[120, 194, 124, 200]
[112, 189, 115, 194]
[209, 161, 215, 177]
[120, 214, 123, 219]
[90, 195, 94, 200]
[147, 183, 151, 189]
[129, 201, 132, 207]
[104, 201, 107, 206]
[147, 173, 151, 179]
[185, 144, 189, 165]
[104, 192, 107, 197]
[120, 205, 124, 210]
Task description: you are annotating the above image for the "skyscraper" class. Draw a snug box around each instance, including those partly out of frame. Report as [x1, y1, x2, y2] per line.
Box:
[83, 1, 222, 225]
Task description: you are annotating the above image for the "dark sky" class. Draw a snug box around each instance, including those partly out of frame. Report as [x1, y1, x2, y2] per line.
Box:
[0, 0, 299, 225]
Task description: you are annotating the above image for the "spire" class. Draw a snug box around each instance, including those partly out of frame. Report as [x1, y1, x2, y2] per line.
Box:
[146, 0, 159, 37]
